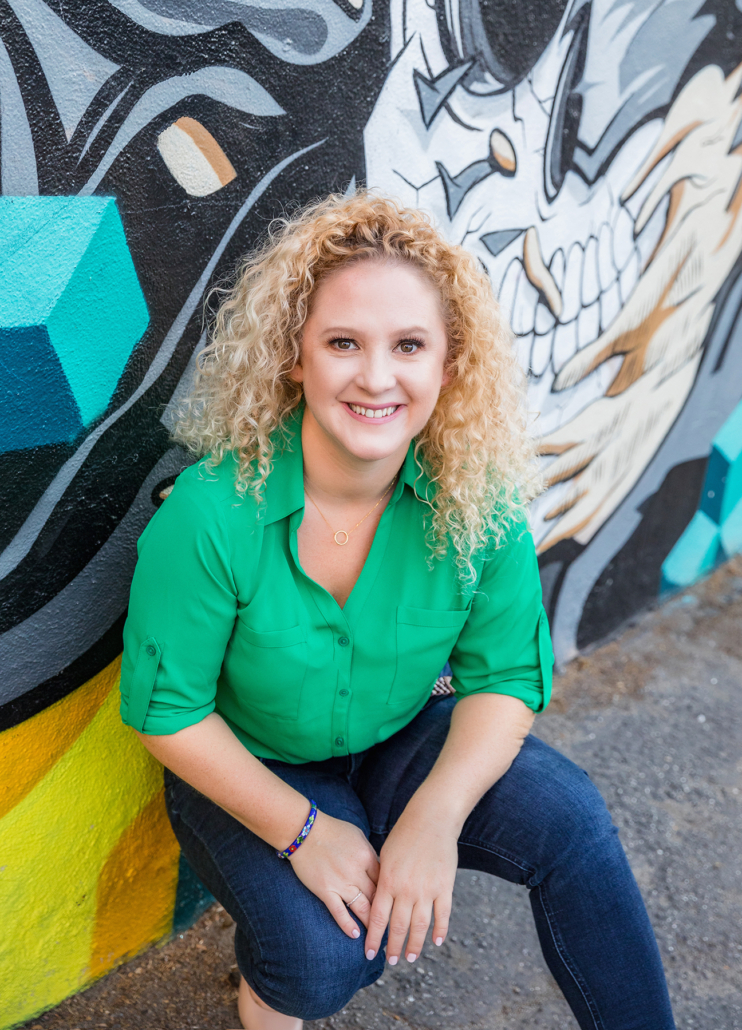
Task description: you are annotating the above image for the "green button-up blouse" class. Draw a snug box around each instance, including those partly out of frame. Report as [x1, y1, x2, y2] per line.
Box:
[120, 414, 554, 764]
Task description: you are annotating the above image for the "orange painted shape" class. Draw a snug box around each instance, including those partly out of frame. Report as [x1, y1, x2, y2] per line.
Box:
[91, 787, 180, 976]
[174, 116, 237, 186]
[0, 656, 120, 820]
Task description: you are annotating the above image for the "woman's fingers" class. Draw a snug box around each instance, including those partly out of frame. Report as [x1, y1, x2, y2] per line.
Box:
[359, 870, 378, 905]
[323, 892, 364, 940]
[385, 899, 414, 966]
[403, 901, 432, 962]
[364, 888, 393, 960]
[347, 883, 374, 929]
[432, 893, 451, 947]
[366, 852, 381, 885]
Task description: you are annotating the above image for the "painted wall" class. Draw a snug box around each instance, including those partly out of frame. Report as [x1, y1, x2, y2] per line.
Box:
[0, 1, 741, 1025]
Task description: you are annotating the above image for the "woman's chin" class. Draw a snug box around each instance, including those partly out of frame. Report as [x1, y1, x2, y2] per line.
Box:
[324, 417, 414, 464]
[341, 440, 408, 464]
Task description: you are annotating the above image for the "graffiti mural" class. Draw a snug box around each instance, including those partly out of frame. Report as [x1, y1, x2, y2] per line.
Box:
[365, 0, 742, 659]
[1, 0, 741, 1024]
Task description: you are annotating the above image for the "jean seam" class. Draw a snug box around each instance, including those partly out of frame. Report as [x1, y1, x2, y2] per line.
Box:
[457, 836, 535, 876]
[535, 881, 605, 1030]
[459, 836, 605, 1030]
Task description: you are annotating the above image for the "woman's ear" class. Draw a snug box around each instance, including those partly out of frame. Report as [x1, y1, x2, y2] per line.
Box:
[288, 362, 304, 383]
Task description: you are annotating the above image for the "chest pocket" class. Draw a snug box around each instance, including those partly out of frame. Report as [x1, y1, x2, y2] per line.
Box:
[388, 606, 470, 706]
[232, 619, 307, 721]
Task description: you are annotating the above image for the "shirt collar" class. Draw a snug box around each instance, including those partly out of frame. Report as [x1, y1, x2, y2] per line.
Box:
[260, 405, 435, 526]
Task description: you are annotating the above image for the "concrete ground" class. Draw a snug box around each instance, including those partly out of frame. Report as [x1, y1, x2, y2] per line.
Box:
[21, 558, 742, 1030]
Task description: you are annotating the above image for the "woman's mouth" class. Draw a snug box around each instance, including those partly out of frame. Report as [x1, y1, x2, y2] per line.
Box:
[343, 402, 403, 422]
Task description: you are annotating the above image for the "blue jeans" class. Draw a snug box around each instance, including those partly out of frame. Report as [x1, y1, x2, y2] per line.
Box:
[164, 696, 675, 1028]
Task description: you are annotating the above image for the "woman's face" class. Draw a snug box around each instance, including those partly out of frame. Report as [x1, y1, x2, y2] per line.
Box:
[291, 258, 450, 465]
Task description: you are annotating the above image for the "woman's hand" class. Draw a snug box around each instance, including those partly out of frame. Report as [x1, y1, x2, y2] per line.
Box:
[289, 810, 381, 939]
[362, 695, 534, 964]
[363, 806, 459, 964]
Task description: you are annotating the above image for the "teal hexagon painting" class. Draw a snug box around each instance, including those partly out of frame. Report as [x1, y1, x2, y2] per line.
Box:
[0, 197, 149, 454]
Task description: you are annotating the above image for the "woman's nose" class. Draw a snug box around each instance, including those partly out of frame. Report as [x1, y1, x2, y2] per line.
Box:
[356, 349, 396, 395]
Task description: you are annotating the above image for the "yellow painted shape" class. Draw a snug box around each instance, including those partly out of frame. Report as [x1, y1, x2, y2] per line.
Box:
[91, 788, 180, 976]
[0, 658, 118, 820]
[0, 674, 175, 1028]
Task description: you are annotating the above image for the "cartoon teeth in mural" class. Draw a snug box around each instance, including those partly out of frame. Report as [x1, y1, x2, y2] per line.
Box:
[365, 0, 742, 653]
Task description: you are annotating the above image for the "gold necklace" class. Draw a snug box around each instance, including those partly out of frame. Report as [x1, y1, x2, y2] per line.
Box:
[304, 474, 398, 546]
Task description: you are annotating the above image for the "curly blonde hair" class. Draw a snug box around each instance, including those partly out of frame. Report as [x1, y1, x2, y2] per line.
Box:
[173, 190, 540, 581]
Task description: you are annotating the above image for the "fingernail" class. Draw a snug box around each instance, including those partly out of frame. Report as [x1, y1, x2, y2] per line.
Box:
[406, 953, 417, 963]
[352, 928, 360, 939]
[435, 937, 443, 946]
[388, 955, 398, 966]
[366, 949, 376, 960]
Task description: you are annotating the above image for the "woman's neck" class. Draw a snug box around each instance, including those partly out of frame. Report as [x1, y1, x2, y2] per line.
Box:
[300, 408, 408, 506]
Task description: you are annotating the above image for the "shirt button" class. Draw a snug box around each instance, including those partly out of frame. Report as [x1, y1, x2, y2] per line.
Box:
[146, 645, 156, 657]
[335, 736, 345, 747]
[338, 636, 350, 647]
[339, 688, 349, 697]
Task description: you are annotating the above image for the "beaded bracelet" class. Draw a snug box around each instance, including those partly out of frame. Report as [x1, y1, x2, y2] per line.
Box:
[276, 799, 318, 859]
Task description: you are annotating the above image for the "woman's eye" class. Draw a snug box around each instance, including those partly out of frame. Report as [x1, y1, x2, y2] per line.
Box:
[331, 338, 357, 351]
[397, 340, 422, 354]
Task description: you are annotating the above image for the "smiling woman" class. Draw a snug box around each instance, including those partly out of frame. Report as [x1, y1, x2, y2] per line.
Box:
[121, 190, 677, 1030]
[173, 192, 539, 579]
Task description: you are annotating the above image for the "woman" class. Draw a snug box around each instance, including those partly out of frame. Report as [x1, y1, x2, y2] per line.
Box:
[120, 192, 675, 1030]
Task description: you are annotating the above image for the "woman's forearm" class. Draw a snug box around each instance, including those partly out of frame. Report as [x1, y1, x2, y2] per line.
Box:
[135, 713, 313, 852]
[403, 693, 535, 834]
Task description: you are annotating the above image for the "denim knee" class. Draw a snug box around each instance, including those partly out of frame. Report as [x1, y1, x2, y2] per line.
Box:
[236, 926, 385, 1021]
[525, 746, 619, 878]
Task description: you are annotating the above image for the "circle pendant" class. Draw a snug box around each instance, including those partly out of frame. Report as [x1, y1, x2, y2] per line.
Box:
[334, 530, 350, 546]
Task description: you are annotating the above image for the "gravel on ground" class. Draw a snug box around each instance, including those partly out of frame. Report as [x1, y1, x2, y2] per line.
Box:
[20, 557, 742, 1030]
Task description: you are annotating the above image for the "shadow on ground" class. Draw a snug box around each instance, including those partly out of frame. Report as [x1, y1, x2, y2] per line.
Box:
[20, 559, 742, 1030]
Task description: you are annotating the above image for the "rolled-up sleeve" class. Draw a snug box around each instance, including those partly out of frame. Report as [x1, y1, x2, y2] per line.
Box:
[119, 476, 237, 735]
[449, 520, 554, 713]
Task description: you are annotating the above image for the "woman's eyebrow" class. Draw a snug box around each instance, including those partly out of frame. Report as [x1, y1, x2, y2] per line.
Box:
[321, 326, 430, 336]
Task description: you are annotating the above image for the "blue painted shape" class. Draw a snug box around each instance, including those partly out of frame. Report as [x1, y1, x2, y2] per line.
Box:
[172, 852, 215, 935]
[699, 400, 742, 524]
[481, 229, 524, 258]
[0, 196, 148, 446]
[710, 400, 742, 523]
[0, 326, 83, 453]
[661, 398, 742, 594]
[660, 511, 721, 594]
[720, 495, 742, 558]
[413, 61, 474, 128]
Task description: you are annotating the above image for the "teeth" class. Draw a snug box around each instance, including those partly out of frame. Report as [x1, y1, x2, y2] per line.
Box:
[599, 280, 621, 332]
[511, 266, 539, 336]
[349, 404, 397, 418]
[530, 328, 553, 378]
[635, 193, 670, 271]
[581, 237, 600, 307]
[498, 258, 522, 319]
[507, 179, 668, 411]
[612, 205, 635, 270]
[514, 331, 533, 372]
[534, 300, 555, 336]
[560, 244, 583, 323]
[577, 299, 600, 349]
[597, 223, 614, 292]
[551, 318, 578, 373]
[619, 248, 640, 304]
[549, 248, 565, 292]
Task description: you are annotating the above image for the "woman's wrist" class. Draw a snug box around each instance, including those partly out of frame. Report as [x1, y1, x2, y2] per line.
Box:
[398, 780, 469, 838]
[276, 798, 318, 859]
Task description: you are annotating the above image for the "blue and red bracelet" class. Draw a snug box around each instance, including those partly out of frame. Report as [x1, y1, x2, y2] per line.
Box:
[276, 799, 318, 859]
